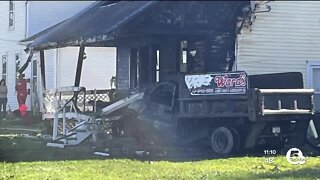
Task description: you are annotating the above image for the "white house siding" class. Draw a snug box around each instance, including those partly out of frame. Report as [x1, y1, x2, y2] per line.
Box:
[0, 1, 97, 111]
[57, 47, 117, 90]
[0, 1, 29, 110]
[236, 1, 320, 88]
[27, 1, 95, 37]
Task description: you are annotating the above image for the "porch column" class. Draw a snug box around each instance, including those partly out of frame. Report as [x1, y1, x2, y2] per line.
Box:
[74, 45, 85, 87]
[129, 48, 137, 89]
[148, 46, 157, 83]
[137, 46, 149, 87]
[40, 50, 46, 89]
[116, 46, 130, 99]
[159, 40, 179, 82]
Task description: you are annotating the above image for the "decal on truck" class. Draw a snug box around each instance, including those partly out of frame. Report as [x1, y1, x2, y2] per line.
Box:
[184, 72, 248, 95]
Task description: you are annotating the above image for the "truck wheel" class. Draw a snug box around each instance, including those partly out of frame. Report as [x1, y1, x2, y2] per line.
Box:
[211, 126, 239, 155]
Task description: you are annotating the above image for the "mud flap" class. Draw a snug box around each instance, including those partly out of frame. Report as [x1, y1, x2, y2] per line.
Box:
[313, 113, 320, 138]
[244, 122, 267, 149]
[288, 120, 310, 146]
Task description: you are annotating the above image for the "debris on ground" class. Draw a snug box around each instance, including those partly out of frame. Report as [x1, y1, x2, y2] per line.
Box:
[93, 152, 110, 157]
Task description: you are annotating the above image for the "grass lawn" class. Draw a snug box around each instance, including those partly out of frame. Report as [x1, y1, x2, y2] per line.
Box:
[0, 136, 320, 179]
[0, 156, 320, 179]
[0, 117, 320, 180]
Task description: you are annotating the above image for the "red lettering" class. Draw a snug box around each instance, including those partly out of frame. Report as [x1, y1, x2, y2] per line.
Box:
[214, 73, 247, 88]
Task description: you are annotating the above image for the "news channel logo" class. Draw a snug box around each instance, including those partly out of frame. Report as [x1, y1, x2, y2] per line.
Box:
[286, 148, 306, 165]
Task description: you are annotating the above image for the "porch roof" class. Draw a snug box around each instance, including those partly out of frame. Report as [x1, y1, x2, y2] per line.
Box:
[21, 1, 156, 50]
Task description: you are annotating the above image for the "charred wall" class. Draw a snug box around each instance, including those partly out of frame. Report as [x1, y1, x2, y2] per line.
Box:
[129, 1, 246, 73]
[115, 1, 249, 94]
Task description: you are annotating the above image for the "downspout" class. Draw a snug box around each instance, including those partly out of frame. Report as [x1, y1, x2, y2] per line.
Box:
[25, 0, 29, 38]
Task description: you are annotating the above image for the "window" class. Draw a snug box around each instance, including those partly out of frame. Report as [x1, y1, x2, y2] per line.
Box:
[2, 55, 7, 81]
[15, 53, 21, 82]
[307, 63, 320, 111]
[312, 68, 320, 92]
[180, 41, 188, 73]
[9, 1, 14, 28]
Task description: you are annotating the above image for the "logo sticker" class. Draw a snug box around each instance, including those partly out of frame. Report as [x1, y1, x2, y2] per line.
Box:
[286, 148, 306, 165]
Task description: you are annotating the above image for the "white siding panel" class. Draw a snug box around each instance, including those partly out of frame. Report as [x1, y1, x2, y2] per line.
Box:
[58, 47, 116, 90]
[44, 49, 57, 90]
[237, 1, 320, 87]
[0, 1, 30, 110]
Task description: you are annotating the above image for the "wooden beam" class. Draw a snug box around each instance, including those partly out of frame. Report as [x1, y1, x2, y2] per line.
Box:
[74, 46, 85, 87]
[133, 28, 217, 36]
[40, 50, 46, 89]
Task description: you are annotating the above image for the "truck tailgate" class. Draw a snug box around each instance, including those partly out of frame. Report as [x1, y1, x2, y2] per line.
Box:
[252, 89, 314, 120]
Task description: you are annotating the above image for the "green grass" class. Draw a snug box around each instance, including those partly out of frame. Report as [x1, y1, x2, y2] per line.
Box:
[0, 157, 320, 179]
[0, 133, 320, 179]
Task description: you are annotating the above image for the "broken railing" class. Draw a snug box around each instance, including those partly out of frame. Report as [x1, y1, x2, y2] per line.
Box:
[42, 87, 115, 120]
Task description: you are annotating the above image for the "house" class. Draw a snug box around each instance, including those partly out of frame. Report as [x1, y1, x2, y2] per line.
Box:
[24, 1, 320, 148]
[22, 1, 250, 100]
[0, 1, 116, 112]
[236, 1, 320, 110]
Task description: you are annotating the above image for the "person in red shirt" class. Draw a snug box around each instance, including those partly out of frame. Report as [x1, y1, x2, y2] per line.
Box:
[16, 74, 27, 106]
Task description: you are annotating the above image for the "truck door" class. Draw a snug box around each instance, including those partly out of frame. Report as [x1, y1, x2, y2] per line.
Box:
[139, 82, 177, 137]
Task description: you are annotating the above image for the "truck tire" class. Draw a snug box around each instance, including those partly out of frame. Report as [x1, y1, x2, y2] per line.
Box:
[211, 126, 239, 155]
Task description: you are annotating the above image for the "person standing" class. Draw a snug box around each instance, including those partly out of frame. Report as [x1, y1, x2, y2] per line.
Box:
[16, 74, 27, 106]
[0, 79, 8, 120]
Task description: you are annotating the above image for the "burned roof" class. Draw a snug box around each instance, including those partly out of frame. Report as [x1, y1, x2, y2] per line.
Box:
[23, 1, 156, 50]
[22, 1, 250, 50]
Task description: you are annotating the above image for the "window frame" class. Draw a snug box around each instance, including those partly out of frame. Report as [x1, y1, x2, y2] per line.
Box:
[8, 0, 14, 29]
[307, 62, 320, 94]
[15, 53, 21, 83]
[1, 55, 8, 82]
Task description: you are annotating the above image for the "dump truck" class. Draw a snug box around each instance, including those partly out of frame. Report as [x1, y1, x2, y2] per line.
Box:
[128, 71, 316, 155]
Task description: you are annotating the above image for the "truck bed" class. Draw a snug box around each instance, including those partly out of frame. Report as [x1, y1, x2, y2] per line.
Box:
[178, 88, 314, 121]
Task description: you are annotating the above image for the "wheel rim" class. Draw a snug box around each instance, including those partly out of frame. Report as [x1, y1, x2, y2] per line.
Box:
[211, 127, 234, 154]
[214, 132, 229, 151]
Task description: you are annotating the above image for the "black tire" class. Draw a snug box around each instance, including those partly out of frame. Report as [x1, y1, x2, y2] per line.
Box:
[230, 127, 241, 153]
[211, 126, 239, 156]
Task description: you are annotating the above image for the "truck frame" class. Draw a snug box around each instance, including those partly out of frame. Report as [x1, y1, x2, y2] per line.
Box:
[130, 71, 315, 155]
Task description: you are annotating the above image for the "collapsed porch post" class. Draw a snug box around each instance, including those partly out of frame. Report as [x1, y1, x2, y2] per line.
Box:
[18, 49, 34, 74]
[74, 45, 85, 87]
